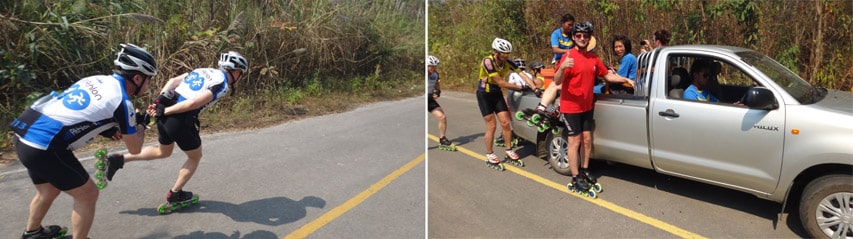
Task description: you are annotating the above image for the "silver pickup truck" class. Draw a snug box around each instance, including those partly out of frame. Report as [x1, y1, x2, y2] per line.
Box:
[507, 45, 852, 238]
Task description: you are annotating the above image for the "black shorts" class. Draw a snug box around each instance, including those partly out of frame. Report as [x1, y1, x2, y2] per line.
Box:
[476, 91, 509, 116]
[157, 112, 201, 151]
[561, 110, 595, 136]
[16, 138, 88, 191]
[427, 97, 441, 112]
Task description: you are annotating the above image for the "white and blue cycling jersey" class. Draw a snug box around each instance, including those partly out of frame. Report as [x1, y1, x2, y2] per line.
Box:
[10, 74, 138, 151]
[174, 68, 228, 112]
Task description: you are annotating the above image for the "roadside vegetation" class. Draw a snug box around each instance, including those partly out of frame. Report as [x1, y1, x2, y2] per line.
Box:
[429, 0, 852, 92]
[0, 0, 424, 162]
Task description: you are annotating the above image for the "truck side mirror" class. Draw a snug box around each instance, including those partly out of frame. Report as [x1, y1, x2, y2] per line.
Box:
[741, 87, 778, 110]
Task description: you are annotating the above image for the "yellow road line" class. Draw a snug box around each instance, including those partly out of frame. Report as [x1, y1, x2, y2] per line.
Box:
[283, 154, 425, 239]
[428, 134, 706, 239]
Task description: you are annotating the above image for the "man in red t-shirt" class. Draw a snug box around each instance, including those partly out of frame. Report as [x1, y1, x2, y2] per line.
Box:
[553, 21, 634, 191]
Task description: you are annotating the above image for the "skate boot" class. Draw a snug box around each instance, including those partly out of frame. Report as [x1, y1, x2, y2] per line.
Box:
[493, 135, 519, 147]
[21, 225, 68, 239]
[484, 153, 504, 171]
[535, 103, 547, 112]
[157, 189, 200, 214]
[438, 136, 456, 151]
[580, 168, 603, 193]
[93, 150, 124, 190]
[501, 150, 524, 167]
[566, 176, 597, 199]
[493, 135, 506, 147]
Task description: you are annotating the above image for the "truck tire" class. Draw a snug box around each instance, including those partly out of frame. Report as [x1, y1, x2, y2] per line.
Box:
[798, 174, 853, 238]
[544, 129, 571, 176]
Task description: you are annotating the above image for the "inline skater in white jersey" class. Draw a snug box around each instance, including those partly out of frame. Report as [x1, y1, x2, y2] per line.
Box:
[105, 51, 248, 207]
[11, 43, 157, 239]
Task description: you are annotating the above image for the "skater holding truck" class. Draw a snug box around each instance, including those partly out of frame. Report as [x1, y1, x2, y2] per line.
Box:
[477, 38, 532, 170]
[553, 21, 633, 197]
[11, 43, 157, 239]
[102, 51, 248, 214]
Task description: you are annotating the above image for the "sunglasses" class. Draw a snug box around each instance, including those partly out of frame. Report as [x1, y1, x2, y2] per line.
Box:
[574, 33, 591, 39]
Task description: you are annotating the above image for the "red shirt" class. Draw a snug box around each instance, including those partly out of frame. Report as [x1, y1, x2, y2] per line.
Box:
[558, 48, 608, 113]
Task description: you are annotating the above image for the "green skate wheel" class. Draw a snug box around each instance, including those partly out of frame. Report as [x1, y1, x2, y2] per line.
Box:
[95, 171, 105, 180]
[95, 160, 106, 170]
[57, 227, 68, 237]
[531, 114, 541, 123]
[96, 180, 108, 190]
[527, 120, 535, 127]
[515, 111, 525, 121]
[537, 125, 547, 133]
[95, 149, 107, 158]
[158, 203, 170, 214]
[192, 195, 200, 204]
[551, 127, 561, 135]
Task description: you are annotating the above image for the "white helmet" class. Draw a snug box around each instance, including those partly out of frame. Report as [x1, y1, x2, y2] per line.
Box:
[427, 55, 440, 66]
[218, 51, 248, 72]
[114, 43, 157, 76]
[492, 38, 512, 53]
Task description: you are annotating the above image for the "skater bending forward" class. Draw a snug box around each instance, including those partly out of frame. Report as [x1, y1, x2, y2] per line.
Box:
[11, 43, 157, 239]
[106, 51, 248, 204]
[477, 38, 532, 165]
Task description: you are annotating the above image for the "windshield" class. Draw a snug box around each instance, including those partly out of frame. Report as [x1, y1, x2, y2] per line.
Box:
[737, 51, 823, 104]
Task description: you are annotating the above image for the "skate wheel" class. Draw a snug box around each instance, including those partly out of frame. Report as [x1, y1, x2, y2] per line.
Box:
[515, 111, 525, 121]
[527, 120, 535, 127]
[593, 183, 603, 193]
[192, 195, 200, 204]
[96, 180, 108, 190]
[95, 149, 107, 158]
[551, 127, 561, 135]
[531, 114, 541, 123]
[517, 159, 524, 167]
[588, 190, 597, 199]
[511, 138, 518, 147]
[95, 160, 106, 170]
[158, 203, 171, 214]
[57, 227, 68, 237]
[537, 125, 547, 133]
[566, 183, 574, 192]
[94, 171, 105, 180]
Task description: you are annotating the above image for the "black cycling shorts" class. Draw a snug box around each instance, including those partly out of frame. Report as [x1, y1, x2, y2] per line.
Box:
[561, 110, 595, 136]
[427, 97, 441, 112]
[16, 138, 88, 191]
[476, 91, 509, 116]
[157, 112, 201, 151]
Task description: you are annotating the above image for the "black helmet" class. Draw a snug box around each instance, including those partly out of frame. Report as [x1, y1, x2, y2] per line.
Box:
[571, 21, 594, 35]
[513, 58, 526, 69]
[114, 43, 158, 76]
[529, 61, 545, 70]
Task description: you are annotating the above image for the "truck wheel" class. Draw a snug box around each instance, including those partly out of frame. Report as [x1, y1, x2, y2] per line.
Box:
[544, 130, 571, 176]
[799, 174, 853, 238]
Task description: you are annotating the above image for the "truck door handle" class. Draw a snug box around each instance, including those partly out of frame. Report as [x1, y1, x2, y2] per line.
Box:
[658, 110, 680, 118]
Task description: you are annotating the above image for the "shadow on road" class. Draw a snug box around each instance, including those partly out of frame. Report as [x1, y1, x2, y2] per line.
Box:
[119, 196, 326, 226]
[589, 160, 808, 237]
[171, 230, 279, 239]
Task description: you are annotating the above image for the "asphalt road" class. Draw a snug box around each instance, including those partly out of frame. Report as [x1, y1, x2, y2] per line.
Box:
[0, 97, 425, 239]
[427, 91, 803, 238]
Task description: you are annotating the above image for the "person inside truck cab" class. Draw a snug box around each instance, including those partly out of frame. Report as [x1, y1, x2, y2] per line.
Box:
[683, 59, 719, 102]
